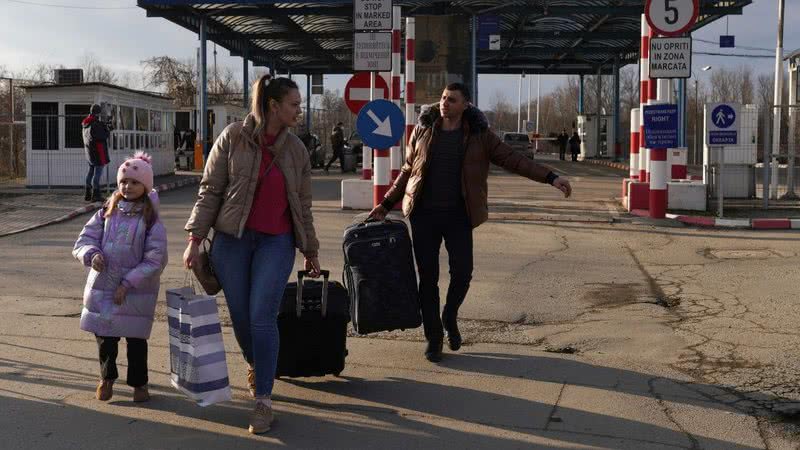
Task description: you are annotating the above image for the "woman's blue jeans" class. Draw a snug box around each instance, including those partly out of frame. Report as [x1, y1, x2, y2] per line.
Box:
[211, 229, 295, 397]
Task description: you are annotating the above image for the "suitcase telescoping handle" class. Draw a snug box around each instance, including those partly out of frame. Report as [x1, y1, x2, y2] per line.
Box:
[296, 270, 330, 318]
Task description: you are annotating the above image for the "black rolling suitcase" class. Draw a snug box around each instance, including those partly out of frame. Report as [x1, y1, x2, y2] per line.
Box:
[343, 219, 422, 335]
[276, 270, 349, 378]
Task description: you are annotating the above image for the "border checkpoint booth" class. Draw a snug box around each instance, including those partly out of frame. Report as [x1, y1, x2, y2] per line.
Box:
[23, 82, 176, 188]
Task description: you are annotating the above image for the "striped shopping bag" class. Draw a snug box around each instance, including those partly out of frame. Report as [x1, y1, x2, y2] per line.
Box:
[167, 286, 232, 406]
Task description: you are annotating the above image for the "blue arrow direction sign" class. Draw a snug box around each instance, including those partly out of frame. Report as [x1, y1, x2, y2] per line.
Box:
[356, 99, 406, 149]
[643, 104, 679, 149]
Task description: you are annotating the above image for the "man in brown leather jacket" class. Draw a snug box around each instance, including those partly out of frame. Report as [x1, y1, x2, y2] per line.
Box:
[369, 83, 571, 362]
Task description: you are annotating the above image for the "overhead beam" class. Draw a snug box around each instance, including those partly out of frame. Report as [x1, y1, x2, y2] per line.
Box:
[233, 47, 638, 62]
[207, 30, 641, 41]
[143, 5, 743, 19]
[211, 31, 352, 40]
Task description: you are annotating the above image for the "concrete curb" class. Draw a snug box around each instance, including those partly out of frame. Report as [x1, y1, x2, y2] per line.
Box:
[0, 176, 200, 238]
[629, 209, 800, 230]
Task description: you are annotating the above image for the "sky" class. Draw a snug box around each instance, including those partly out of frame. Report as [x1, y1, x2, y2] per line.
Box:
[1, 0, 798, 108]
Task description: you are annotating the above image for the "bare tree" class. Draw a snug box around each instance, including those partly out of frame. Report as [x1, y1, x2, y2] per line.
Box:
[486, 91, 517, 132]
[314, 89, 351, 149]
[708, 65, 755, 104]
[15, 63, 61, 83]
[209, 66, 242, 103]
[142, 56, 197, 107]
[756, 74, 774, 109]
[80, 52, 118, 84]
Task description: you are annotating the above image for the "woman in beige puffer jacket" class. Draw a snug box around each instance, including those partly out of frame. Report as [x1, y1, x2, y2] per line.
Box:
[183, 76, 320, 435]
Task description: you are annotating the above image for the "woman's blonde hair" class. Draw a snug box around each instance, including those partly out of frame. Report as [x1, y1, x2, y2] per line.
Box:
[250, 75, 300, 139]
[104, 190, 157, 229]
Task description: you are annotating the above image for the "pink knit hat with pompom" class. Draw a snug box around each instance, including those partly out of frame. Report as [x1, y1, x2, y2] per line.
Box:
[117, 151, 154, 192]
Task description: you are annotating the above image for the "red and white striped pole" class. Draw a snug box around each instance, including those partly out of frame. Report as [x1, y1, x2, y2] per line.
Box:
[372, 72, 391, 205]
[639, 15, 650, 184]
[362, 73, 375, 180]
[405, 17, 416, 148]
[390, 6, 402, 180]
[649, 80, 671, 219]
[630, 108, 640, 180]
[373, 146, 391, 206]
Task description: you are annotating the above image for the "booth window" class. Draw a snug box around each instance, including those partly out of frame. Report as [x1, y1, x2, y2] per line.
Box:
[136, 108, 149, 132]
[31, 102, 58, 150]
[65, 104, 91, 148]
[119, 106, 134, 131]
[150, 111, 162, 132]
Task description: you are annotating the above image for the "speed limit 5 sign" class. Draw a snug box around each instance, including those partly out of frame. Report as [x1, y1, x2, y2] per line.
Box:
[645, 0, 699, 37]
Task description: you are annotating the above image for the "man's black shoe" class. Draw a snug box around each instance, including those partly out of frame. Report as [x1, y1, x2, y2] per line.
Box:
[425, 339, 443, 362]
[84, 186, 92, 202]
[442, 308, 462, 351]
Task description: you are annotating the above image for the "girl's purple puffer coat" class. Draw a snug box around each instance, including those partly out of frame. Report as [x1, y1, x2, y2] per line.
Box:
[73, 194, 168, 339]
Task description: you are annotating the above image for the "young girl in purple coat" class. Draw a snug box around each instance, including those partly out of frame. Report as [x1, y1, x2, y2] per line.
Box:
[73, 152, 168, 402]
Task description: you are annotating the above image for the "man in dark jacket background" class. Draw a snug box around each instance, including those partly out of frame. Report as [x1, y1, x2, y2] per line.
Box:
[369, 83, 572, 362]
[82, 103, 111, 202]
[556, 129, 569, 160]
[569, 130, 581, 162]
[325, 122, 345, 173]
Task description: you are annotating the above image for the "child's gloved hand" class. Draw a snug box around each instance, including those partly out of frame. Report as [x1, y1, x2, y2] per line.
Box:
[91, 253, 106, 272]
[114, 285, 127, 305]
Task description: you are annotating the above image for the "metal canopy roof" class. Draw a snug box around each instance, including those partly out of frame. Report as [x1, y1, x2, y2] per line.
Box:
[137, 0, 751, 75]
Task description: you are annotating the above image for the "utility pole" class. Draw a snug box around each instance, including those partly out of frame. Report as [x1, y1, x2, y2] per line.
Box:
[517, 74, 523, 133]
[771, 0, 785, 199]
[536, 74, 541, 152]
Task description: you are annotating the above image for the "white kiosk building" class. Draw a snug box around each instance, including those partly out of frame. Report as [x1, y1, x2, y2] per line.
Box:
[23, 82, 176, 187]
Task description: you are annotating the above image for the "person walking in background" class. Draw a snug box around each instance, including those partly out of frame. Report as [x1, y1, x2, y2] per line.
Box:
[184, 75, 321, 435]
[82, 104, 111, 202]
[369, 83, 572, 363]
[569, 130, 581, 162]
[557, 129, 569, 161]
[325, 121, 345, 173]
[72, 152, 168, 404]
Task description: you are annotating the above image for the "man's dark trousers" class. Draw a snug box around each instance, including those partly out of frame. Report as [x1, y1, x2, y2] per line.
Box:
[409, 205, 473, 342]
[325, 145, 343, 171]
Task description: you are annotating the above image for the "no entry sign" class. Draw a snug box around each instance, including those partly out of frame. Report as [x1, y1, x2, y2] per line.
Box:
[344, 72, 389, 115]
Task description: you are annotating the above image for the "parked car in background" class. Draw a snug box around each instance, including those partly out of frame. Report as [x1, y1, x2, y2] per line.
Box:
[502, 132, 534, 158]
[348, 131, 364, 169]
